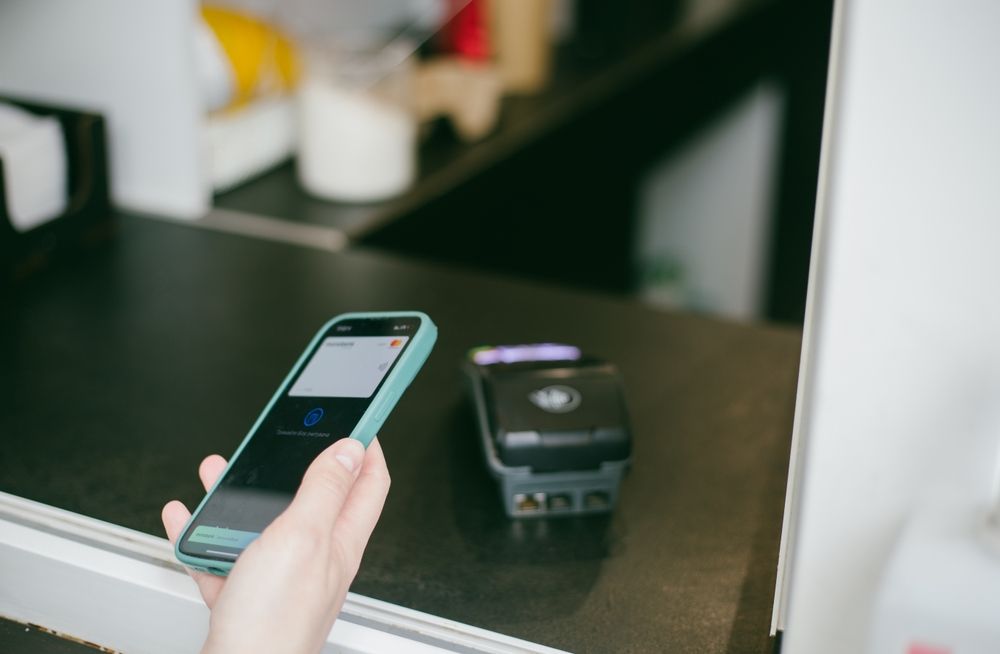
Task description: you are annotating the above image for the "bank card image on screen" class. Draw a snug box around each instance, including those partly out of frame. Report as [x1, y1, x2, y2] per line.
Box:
[290, 335, 408, 398]
[176, 314, 429, 567]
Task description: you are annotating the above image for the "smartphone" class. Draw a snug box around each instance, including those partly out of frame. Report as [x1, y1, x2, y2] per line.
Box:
[175, 311, 437, 575]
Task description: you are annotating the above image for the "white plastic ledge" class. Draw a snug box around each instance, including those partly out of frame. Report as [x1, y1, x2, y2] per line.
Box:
[0, 492, 567, 654]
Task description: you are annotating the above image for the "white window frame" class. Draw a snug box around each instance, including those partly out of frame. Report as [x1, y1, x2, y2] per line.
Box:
[0, 491, 567, 654]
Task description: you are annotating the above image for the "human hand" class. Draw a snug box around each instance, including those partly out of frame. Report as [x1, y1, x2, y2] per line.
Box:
[161, 437, 391, 654]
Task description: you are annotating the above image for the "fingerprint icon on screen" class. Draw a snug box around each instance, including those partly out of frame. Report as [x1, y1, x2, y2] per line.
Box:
[304, 407, 324, 427]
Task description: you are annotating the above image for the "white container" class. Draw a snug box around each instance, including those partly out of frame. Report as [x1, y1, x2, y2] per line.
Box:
[297, 42, 417, 203]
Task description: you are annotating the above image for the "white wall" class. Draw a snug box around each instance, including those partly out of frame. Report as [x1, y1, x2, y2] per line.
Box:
[0, 0, 208, 218]
[779, 0, 1000, 651]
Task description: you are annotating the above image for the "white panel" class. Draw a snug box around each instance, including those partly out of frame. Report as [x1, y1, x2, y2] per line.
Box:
[0, 492, 567, 654]
[780, 0, 1000, 651]
[635, 83, 783, 320]
[0, 0, 209, 218]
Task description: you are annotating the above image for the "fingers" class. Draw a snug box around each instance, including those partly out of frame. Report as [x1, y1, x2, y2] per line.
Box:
[161, 500, 192, 544]
[330, 438, 391, 572]
[199, 455, 228, 492]
[160, 500, 226, 608]
[284, 438, 366, 529]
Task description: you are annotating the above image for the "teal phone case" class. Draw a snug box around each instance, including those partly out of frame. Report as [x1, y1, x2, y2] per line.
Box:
[174, 311, 437, 575]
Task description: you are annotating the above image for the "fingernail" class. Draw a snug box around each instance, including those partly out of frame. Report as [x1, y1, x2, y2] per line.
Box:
[335, 440, 364, 472]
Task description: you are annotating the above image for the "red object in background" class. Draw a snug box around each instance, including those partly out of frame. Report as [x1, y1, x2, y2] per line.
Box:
[907, 643, 951, 654]
[440, 0, 491, 60]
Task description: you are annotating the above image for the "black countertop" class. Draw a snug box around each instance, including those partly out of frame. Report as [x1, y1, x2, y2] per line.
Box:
[1, 215, 799, 653]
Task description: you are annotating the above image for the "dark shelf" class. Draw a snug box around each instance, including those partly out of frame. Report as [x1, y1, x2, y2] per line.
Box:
[213, 0, 774, 241]
[212, 0, 830, 322]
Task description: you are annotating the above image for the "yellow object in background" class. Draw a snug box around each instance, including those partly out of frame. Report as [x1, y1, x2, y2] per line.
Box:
[489, 0, 553, 94]
[200, 6, 298, 111]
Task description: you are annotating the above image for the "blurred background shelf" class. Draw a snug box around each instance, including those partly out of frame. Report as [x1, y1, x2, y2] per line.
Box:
[215, 0, 765, 239]
[0, 0, 830, 323]
[212, 0, 830, 323]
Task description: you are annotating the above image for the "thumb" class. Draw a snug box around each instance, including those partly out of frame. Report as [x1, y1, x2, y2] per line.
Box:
[284, 438, 366, 529]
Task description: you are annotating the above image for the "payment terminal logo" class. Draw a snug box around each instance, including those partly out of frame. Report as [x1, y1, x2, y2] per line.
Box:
[303, 407, 324, 427]
[389, 339, 403, 347]
[528, 385, 582, 413]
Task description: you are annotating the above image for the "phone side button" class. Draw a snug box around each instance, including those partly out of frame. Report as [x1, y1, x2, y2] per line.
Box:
[375, 390, 399, 423]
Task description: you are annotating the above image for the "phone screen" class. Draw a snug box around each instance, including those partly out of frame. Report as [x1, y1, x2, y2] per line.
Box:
[178, 316, 420, 563]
